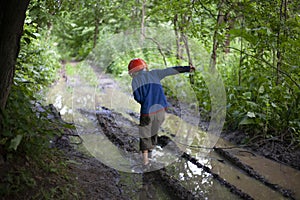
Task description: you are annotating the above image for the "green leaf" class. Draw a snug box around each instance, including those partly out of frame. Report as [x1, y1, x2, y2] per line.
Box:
[0, 138, 8, 145]
[247, 112, 256, 118]
[239, 117, 255, 125]
[246, 101, 258, 108]
[242, 92, 252, 100]
[271, 102, 277, 108]
[24, 37, 31, 44]
[258, 85, 265, 94]
[229, 93, 235, 100]
[9, 135, 23, 151]
[229, 29, 256, 43]
[2, 130, 12, 137]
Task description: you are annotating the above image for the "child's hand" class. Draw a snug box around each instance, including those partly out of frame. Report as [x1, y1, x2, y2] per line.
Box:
[190, 65, 196, 72]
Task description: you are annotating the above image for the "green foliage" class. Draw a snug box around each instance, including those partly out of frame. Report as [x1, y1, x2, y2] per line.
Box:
[0, 1, 72, 197]
[222, 50, 299, 141]
[191, 73, 211, 119]
[87, 0, 300, 145]
[0, 4, 67, 198]
[2, 3, 299, 198]
[5, 0, 299, 166]
[2, 87, 55, 154]
[27, 0, 61, 28]
[1, 8, 62, 153]
[52, 12, 94, 60]
[65, 62, 98, 87]
[16, 17, 60, 99]
[215, 0, 300, 143]
[0, 165, 36, 196]
[51, 0, 109, 60]
[0, 85, 80, 198]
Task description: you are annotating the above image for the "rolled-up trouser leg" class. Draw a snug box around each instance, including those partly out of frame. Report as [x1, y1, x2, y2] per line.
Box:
[139, 110, 165, 151]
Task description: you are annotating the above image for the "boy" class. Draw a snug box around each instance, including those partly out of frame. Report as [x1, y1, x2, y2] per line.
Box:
[128, 58, 195, 166]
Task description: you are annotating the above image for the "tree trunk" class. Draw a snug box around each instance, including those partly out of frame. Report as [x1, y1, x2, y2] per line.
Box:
[276, 0, 284, 85]
[141, 0, 146, 42]
[174, 13, 191, 62]
[238, 15, 245, 86]
[0, 0, 30, 132]
[210, 0, 225, 71]
[238, 37, 243, 86]
[93, 17, 100, 48]
[173, 14, 183, 61]
[224, 12, 235, 54]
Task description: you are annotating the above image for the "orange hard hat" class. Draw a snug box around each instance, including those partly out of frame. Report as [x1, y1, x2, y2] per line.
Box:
[128, 58, 147, 75]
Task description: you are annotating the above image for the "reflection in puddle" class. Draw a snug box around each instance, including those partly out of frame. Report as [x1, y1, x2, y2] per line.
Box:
[166, 158, 238, 199]
[46, 78, 74, 122]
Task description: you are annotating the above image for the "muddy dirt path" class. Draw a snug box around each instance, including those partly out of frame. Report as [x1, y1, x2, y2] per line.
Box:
[47, 62, 300, 200]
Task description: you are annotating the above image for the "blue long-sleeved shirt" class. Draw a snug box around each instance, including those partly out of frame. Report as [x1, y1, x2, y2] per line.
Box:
[131, 66, 191, 115]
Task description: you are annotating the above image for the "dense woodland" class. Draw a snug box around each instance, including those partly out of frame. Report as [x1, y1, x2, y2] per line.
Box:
[0, 0, 299, 198]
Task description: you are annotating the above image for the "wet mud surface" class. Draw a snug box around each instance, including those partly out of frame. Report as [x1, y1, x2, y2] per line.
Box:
[221, 131, 300, 171]
[48, 64, 300, 199]
[213, 147, 294, 199]
[52, 104, 299, 199]
[65, 149, 125, 199]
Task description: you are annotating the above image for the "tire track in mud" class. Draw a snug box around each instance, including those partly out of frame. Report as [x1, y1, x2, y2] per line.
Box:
[96, 108, 139, 153]
[93, 106, 256, 200]
[214, 147, 295, 200]
[48, 96, 298, 199]
[45, 104, 129, 200]
[180, 153, 253, 200]
[49, 64, 298, 199]
[94, 107, 199, 199]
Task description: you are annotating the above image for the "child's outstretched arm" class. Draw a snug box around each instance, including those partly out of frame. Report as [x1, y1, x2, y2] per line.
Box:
[154, 65, 195, 80]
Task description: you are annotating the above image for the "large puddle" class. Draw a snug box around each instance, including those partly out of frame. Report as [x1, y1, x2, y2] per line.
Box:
[46, 63, 300, 199]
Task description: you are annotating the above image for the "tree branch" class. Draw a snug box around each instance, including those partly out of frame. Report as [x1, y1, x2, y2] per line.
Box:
[142, 33, 167, 67]
[193, 1, 217, 19]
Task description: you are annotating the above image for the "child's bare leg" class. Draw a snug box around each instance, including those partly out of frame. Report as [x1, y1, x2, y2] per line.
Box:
[142, 150, 149, 165]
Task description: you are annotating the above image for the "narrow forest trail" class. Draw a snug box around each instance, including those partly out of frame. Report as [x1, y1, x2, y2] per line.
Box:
[46, 62, 300, 200]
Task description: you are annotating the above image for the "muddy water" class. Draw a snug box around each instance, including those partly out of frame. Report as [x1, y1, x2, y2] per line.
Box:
[164, 157, 242, 199]
[190, 151, 286, 200]
[225, 148, 300, 199]
[46, 63, 300, 199]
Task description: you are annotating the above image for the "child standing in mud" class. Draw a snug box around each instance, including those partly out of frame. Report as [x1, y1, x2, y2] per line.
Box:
[128, 58, 195, 166]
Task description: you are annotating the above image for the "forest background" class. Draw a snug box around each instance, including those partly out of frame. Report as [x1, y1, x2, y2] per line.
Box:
[0, 0, 299, 198]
